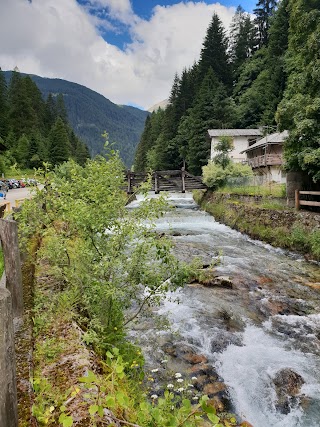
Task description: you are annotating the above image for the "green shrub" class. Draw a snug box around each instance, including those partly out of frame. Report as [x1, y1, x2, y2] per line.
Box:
[202, 162, 253, 189]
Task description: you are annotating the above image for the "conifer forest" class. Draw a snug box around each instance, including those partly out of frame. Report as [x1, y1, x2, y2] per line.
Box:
[134, 0, 320, 183]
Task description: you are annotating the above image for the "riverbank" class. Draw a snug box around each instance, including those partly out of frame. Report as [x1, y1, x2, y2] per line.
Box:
[193, 190, 320, 261]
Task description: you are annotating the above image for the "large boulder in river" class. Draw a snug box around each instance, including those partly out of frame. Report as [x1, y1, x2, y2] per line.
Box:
[273, 368, 305, 414]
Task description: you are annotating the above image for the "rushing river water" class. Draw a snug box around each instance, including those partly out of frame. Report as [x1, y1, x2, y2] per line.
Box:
[128, 192, 320, 427]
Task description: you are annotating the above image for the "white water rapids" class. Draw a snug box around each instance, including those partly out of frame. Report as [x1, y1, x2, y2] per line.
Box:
[128, 192, 320, 427]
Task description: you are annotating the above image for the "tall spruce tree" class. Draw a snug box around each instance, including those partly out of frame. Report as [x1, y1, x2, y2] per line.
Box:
[185, 68, 236, 175]
[229, 6, 257, 78]
[254, 0, 278, 48]
[234, 0, 289, 127]
[198, 13, 232, 88]
[276, 0, 320, 182]
[49, 117, 71, 165]
[0, 69, 8, 139]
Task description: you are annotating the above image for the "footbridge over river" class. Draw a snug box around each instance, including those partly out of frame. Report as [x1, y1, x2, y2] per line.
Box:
[126, 169, 207, 194]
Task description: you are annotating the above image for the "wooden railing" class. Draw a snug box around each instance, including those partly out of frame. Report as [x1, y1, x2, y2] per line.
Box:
[295, 190, 320, 210]
[247, 154, 282, 168]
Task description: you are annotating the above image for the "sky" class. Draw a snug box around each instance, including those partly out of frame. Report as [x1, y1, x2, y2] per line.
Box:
[0, 0, 257, 110]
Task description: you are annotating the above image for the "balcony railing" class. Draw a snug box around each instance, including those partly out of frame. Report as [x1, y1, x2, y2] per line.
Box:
[247, 154, 283, 168]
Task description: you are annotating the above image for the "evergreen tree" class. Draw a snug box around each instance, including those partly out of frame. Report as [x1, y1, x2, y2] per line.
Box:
[0, 69, 8, 139]
[254, 0, 278, 48]
[198, 13, 232, 88]
[49, 117, 71, 165]
[229, 6, 257, 78]
[276, 0, 320, 182]
[44, 93, 57, 131]
[234, 0, 289, 127]
[134, 115, 153, 171]
[185, 68, 236, 175]
[56, 94, 68, 124]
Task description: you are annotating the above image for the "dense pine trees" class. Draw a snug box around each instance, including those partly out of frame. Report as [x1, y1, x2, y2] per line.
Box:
[0, 69, 89, 171]
[135, 0, 320, 180]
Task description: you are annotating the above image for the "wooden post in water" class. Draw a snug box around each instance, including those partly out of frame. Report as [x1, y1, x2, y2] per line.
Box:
[181, 168, 186, 193]
[0, 219, 23, 318]
[127, 171, 132, 194]
[0, 288, 18, 427]
[295, 189, 300, 210]
[154, 172, 159, 194]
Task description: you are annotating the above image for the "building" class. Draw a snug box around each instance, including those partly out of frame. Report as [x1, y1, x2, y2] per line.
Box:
[208, 129, 262, 163]
[240, 130, 289, 183]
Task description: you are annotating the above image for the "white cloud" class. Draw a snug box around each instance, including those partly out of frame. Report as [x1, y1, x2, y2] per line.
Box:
[0, 0, 236, 109]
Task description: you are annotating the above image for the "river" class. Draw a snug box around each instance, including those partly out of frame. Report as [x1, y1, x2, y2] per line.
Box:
[128, 192, 320, 427]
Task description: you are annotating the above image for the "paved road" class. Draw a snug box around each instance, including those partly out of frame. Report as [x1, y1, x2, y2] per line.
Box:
[1, 187, 39, 207]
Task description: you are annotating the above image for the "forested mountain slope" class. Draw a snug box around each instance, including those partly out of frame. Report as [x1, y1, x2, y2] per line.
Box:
[4, 72, 149, 167]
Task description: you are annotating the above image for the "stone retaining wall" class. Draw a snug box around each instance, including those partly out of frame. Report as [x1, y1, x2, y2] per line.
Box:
[194, 191, 320, 260]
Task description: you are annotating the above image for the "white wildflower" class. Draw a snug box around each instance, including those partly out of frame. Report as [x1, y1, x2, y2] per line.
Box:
[151, 394, 158, 399]
[187, 384, 194, 388]
[151, 369, 159, 373]
[175, 373, 182, 378]
[191, 376, 197, 380]
[192, 396, 199, 401]
[167, 384, 174, 389]
[177, 387, 184, 393]
[177, 378, 184, 383]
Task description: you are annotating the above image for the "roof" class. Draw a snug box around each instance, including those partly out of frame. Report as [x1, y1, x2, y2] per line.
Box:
[240, 130, 289, 153]
[208, 129, 262, 138]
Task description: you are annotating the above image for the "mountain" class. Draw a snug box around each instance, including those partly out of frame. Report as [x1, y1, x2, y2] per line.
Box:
[4, 71, 149, 167]
[147, 99, 169, 112]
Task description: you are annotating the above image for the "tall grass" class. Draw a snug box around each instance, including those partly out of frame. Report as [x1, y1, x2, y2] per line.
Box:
[219, 183, 286, 198]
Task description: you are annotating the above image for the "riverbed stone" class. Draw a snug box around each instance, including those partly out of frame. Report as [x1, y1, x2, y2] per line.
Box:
[188, 364, 217, 377]
[207, 396, 225, 412]
[203, 382, 226, 396]
[273, 368, 305, 414]
[181, 353, 208, 364]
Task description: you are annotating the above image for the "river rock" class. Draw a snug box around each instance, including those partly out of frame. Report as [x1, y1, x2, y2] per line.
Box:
[273, 368, 305, 414]
[207, 396, 225, 412]
[203, 382, 226, 396]
[181, 353, 208, 364]
[201, 275, 233, 289]
[188, 364, 217, 377]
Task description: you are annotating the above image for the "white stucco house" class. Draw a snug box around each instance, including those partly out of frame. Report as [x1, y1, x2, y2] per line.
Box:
[240, 130, 289, 184]
[208, 129, 262, 163]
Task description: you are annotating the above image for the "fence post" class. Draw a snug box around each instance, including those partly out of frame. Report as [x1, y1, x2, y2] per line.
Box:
[127, 171, 132, 194]
[0, 288, 18, 427]
[154, 172, 159, 194]
[0, 219, 23, 318]
[295, 189, 300, 210]
[181, 168, 186, 193]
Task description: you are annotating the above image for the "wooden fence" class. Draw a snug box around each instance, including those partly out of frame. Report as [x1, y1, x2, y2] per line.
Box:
[0, 218, 23, 427]
[295, 190, 320, 210]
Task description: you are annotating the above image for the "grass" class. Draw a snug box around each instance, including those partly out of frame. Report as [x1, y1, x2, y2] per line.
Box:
[218, 183, 286, 198]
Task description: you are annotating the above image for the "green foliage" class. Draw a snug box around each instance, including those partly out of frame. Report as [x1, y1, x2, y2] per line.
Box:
[276, 0, 320, 181]
[203, 162, 253, 189]
[18, 154, 195, 352]
[213, 136, 234, 169]
[0, 70, 90, 172]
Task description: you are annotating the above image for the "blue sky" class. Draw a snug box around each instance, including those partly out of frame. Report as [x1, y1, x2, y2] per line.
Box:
[1, 0, 258, 109]
[78, 0, 257, 50]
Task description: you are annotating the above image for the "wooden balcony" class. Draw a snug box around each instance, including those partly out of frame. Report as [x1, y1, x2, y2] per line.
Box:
[247, 154, 283, 168]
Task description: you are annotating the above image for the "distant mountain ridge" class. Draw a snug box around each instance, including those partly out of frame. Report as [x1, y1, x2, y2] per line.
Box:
[4, 71, 149, 167]
[148, 99, 169, 112]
